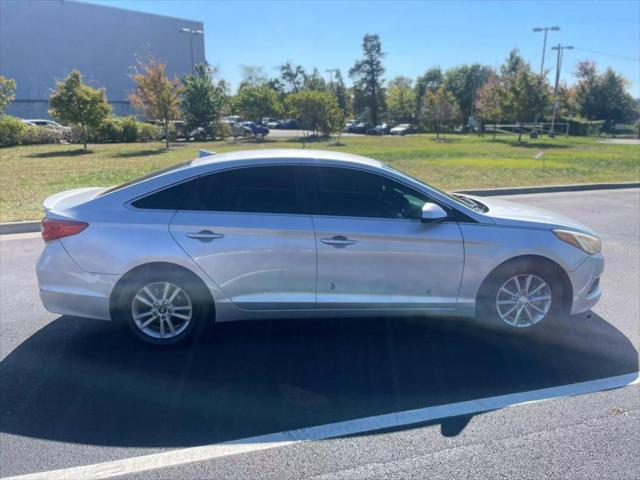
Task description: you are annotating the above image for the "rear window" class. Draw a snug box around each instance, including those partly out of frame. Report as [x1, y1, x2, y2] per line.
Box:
[131, 180, 194, 210]
[99, 161, 193, 196]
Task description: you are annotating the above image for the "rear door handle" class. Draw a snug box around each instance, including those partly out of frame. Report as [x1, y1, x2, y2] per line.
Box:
[320, 235, 357, 248]
[186, 230, 224, 242]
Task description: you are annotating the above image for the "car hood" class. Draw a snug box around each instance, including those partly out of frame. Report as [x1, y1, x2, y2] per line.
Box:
[463, 194, 597, 235]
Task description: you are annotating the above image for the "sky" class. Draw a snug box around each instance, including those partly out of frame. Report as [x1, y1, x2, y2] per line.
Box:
[88, 0, 640, 94]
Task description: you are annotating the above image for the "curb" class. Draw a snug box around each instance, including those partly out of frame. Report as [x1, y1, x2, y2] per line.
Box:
[1, 182, 638, 235]
[455, 181, 640, 197]
[0, 221, 41, 236]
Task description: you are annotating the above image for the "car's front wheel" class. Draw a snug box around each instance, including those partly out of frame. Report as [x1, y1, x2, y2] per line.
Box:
[113, 267, 212, 346]
[477, 259, 568, 331]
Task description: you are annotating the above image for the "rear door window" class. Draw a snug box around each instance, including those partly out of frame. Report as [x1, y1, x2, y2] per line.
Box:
[184, 165, 304, 214]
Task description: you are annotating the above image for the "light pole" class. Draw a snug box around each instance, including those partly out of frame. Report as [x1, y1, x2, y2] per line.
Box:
[549, 44, 573, 136]
[533, 26, 560, 77]
[179, 27, 204, 73]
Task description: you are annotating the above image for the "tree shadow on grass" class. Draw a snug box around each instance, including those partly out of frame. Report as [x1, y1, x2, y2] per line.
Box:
[284, 135, 333, 145]
[110, 148, 168, 158]
[494, 139, 571, 150]
[27, 148, 89, 158]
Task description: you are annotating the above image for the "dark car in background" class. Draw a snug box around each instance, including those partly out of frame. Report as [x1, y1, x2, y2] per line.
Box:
[275, 119, 299, 130]
[240, 121, 269, 137]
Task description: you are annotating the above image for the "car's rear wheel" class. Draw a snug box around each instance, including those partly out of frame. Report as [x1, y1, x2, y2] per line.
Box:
[113, 267, 212, 346]
[477, 259, 568, 332]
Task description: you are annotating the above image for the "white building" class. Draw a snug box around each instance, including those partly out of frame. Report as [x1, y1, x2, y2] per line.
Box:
[0, 0, 206, 118]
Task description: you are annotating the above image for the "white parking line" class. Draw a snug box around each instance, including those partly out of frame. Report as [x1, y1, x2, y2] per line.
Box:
[4, 372, 638, 480]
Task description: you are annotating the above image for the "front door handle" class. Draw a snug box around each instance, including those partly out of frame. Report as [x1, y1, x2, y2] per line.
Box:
[320, 235, 357, 248]
[186, 230, 224, 242]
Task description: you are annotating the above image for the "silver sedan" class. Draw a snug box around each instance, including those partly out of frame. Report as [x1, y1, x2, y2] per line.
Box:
[36, 149, 604, 345]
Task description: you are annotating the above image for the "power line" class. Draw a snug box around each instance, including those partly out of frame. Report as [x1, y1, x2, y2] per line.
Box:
[573, 47, 639, 62]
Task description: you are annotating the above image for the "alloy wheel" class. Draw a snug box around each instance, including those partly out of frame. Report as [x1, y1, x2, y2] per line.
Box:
[131, 282, 193, 339]
[495, 274, 552, 328]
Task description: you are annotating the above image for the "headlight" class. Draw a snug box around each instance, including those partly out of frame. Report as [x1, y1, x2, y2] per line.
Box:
[553, 229, 601, 255]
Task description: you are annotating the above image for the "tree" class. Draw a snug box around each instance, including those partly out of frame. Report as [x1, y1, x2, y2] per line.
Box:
[420, 85, 461, 139]
[501, 49, 527, 78]
[415, 67, 444, 117]
[238, 65, 268, 87]
[303, 68, 327, 92]
[574, 61, 637, 125]
[443, 64, 495, 127]
[181, 64, 226, 139]
[49, 70, 111, 150]
[0, 76, 16, 114]
[328, 69, 349, 119]
[349, 34, 386, 126]
[475, 76, 504, 140]
[387, 76, 416, 124]
[233, 84, 281, 121]
[280, 62, 306, 93]
[500, 61, 550, 142]
[285, 90, 343, 138]
[129, 56, 182, 150]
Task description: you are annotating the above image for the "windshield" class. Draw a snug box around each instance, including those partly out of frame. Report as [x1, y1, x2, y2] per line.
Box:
[382, 163, 487, 213]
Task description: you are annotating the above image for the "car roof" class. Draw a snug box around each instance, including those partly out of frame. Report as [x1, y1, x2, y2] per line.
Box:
[190, 149, 383, 169]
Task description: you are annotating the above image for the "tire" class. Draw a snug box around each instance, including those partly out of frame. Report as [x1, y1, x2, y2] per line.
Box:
[113, 266, 213, 346]
[244, 130, 252, 138]
[476, 259, 568, 332]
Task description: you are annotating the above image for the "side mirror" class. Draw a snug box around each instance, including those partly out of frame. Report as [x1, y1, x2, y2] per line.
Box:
[421, 202, 448, 223]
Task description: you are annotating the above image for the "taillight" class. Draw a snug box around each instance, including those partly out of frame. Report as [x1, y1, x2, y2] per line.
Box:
[41, 217, 88, 241]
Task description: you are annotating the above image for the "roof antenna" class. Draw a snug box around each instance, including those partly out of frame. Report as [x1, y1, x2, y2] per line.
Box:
[198, 150, 216, 158]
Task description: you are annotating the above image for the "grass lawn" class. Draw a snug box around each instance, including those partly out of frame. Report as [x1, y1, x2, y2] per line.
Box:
[0, 133, 638, 222]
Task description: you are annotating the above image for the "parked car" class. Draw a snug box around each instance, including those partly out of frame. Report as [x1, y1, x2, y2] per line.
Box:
[390, 123, 416, 135]
[371, 123, 390, 135]
[266, 119, 281, 129]
[37, 149, 603, 346]
[240, 121, 269, 137]
[349, 122, 368, 134]
[222, 119, 252, 138]
[276, 119, 299, 130]
[23, 119, 72, 139]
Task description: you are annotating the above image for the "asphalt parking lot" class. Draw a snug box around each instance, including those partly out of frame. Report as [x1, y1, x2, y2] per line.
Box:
[1, 189, 638, 479]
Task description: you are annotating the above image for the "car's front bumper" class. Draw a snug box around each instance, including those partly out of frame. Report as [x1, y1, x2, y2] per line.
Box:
[568, 252, 604, 315]
[36, 241, 118, 321]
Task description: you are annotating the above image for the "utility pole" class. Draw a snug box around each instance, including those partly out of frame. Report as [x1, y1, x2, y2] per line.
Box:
[549, 43, 573, 136]
[325, 69, 339, 84]
[533, 26, 560, 77]
[179, 27, 204, 73]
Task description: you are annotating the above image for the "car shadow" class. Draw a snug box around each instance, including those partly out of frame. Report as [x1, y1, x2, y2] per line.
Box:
[0, 312, 636, 448]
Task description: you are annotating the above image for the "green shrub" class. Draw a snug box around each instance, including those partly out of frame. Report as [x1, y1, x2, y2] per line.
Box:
[137, 122, 161, 141]
[68, 116, 160, 143]
[0, 115, 26, 146]
[120, 116, 139, 142]
[21, 125, 64, 145]
[95, 116, 123, 143]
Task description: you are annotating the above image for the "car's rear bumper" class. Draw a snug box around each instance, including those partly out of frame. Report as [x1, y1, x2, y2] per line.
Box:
[36, 241, 118, 321]
[568, 252, 604, 315]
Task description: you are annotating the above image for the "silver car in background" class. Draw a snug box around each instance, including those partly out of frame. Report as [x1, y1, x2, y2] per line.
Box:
[36, 149, 604, 346]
